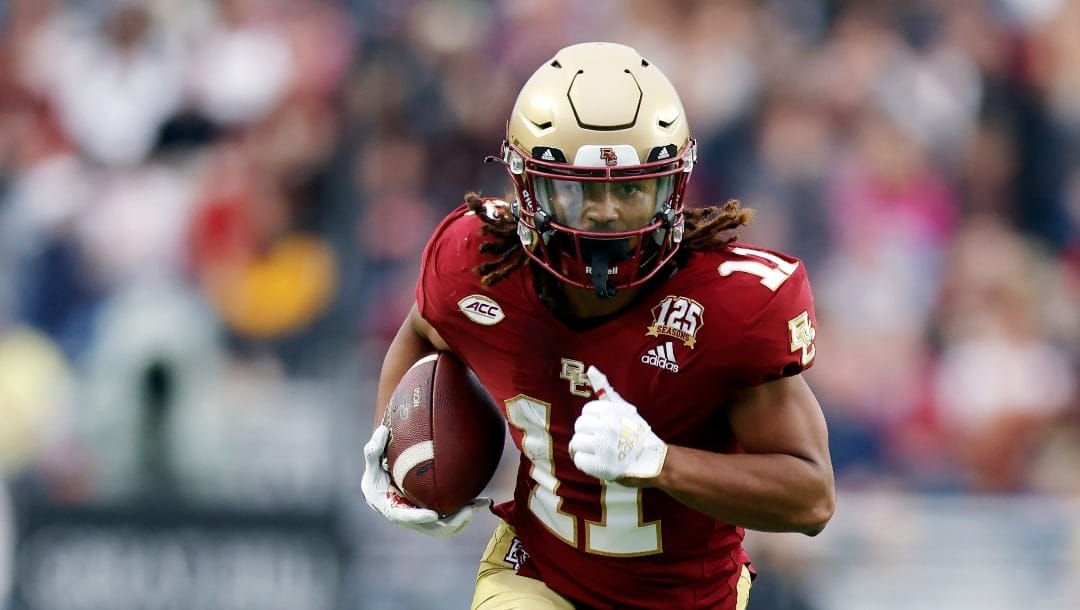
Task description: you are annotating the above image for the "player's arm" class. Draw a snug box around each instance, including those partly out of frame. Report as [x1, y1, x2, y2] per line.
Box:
[373, 302, 450, 426]
[575, 366, 833, 535]
[649, 374, 834, 536]
[363, 302, 482, 537]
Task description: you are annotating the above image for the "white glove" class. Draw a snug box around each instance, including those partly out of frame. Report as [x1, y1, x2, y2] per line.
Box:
[362, 425, 488, 537]
[569, 366, 669, 482]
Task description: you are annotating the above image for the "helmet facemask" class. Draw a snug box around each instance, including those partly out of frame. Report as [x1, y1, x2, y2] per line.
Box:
[502, 139, 694, 298]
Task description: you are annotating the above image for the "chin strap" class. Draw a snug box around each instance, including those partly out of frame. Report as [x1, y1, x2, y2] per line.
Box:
[589, 247, 618, 299]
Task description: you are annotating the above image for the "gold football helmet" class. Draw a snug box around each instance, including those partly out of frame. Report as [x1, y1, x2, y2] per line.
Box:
[496, 42, 696, 297]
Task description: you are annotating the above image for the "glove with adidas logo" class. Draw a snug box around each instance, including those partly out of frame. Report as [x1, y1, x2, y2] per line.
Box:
[569, 366, 669, 482]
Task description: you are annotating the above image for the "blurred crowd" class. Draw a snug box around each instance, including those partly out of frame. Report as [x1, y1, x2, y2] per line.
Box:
[0, 0, 1078, 517]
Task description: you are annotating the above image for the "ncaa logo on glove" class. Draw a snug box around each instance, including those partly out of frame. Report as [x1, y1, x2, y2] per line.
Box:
[458, 295, 505, 326]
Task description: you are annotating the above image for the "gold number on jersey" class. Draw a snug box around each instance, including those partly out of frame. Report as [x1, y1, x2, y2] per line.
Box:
[586, 481, 662, 556]
[505, 394, 662, 556]
[717, 246, 799, 291]
[505, 394, 576, 545]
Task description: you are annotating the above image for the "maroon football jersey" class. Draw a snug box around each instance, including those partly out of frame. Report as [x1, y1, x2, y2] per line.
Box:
[416, 203, 818, 609]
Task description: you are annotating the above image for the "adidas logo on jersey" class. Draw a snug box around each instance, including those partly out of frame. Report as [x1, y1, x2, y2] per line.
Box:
[641, 342, 680, 373]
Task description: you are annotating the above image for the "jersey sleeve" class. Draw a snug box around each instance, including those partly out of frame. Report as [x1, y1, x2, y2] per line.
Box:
[415, 204, 485, 327]
[730, 261, 818, 387]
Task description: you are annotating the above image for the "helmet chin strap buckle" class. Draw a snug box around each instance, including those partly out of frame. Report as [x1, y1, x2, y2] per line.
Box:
[589, 248, 618, 299]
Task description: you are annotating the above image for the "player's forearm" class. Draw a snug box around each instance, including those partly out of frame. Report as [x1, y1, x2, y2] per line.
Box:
[652, 445, 834, 535]
[374, 307, 442, 425]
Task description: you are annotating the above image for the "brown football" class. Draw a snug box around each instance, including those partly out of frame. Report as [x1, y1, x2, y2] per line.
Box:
[384, 352, 505, 516]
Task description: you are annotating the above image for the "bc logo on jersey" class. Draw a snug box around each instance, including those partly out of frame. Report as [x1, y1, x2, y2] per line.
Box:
[646, 296, 704, 348]
[788, 310, 816, 365]
[560, 358, 591, 397]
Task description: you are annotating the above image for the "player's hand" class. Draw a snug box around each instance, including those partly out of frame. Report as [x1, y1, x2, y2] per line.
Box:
[569, 366, 668, 483]
[362, 425, 489, 537]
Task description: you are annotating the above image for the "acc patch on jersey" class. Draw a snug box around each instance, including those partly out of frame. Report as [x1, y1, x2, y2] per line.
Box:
[458, 295, 505, 326]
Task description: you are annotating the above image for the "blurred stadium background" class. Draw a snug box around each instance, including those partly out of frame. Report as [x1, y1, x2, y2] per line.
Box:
[0, 0, 1077, 608]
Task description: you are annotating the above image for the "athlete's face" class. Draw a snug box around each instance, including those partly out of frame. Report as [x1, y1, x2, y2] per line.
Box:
[538, 178, 664, 233]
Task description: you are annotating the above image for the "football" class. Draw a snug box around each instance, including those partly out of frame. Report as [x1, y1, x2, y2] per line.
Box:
[384, 352, 505, 516]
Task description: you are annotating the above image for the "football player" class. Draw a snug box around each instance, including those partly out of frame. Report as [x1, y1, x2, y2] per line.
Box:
[363, 42, 835, 609]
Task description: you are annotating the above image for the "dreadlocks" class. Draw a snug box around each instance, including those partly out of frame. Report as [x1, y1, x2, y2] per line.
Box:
[465, 192, 754, 290]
